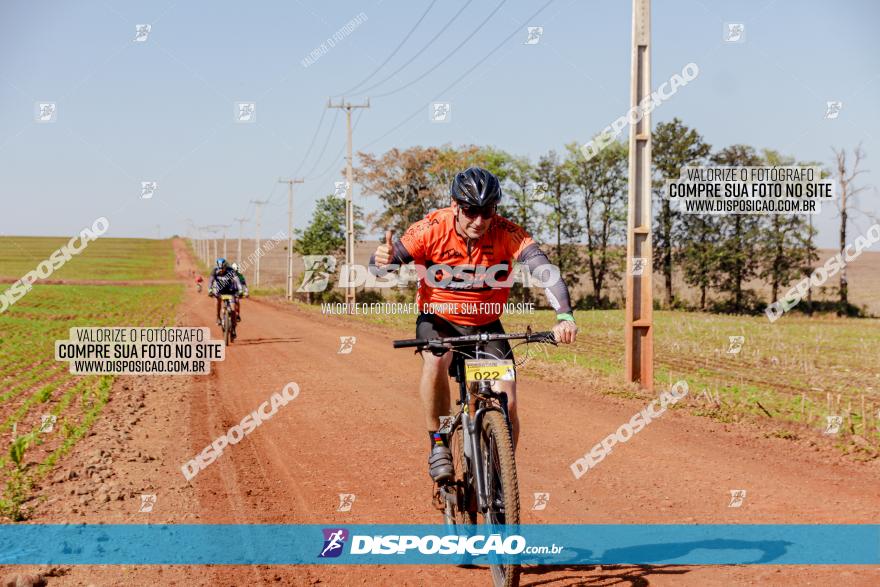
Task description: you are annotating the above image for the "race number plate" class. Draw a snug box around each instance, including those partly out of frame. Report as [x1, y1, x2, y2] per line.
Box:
[464, 359, 516, 383]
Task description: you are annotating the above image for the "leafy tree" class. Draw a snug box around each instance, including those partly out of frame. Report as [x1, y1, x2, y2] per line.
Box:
[711, 145, 764, 312]
[652, 118, 712, 307]
[565, 139, 627, 306]
[676, 213, 722, 310]
[294, 194, 363, 256]
[757, 150, 815, 304]
[533, 150, 582, 287]
[355, 146, 443, 234]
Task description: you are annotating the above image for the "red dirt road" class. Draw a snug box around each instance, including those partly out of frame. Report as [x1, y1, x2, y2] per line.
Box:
[7, 240, 880, 586]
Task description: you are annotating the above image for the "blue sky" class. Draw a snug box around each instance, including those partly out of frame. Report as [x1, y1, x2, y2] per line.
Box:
[1, 0, 878, 249]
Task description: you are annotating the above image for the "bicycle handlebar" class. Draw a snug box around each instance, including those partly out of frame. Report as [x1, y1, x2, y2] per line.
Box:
[393, 330, 556, 349]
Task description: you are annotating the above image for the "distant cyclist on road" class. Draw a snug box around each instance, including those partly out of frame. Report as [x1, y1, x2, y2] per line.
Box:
[208, 258, 244, 326]
[230, 262, 249, 321]
[370, 167, 578, 484]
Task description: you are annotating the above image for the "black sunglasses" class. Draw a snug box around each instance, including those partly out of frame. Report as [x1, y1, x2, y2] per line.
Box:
[458, 204, 496, 220]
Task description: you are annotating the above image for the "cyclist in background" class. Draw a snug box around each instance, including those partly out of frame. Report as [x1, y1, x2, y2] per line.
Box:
[370, 167, 578, 484]
[230, 262, 249, 321]
[208, 258, 244, 326]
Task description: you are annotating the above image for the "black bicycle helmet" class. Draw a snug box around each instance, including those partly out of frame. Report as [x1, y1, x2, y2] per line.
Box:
[450, 167, 502, 208]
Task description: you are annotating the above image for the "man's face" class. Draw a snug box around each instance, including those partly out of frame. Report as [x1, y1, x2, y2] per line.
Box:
[453, 201, 495, 239]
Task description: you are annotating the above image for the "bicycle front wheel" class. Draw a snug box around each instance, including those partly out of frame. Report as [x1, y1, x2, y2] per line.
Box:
[450, 423, 477, 525]
[480, 410, 520, 587]
[224, 313, 232, 345]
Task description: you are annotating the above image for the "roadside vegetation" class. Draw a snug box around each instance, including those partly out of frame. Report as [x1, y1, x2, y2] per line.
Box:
[0, 237, 182, 520]
[298, 301, 880, 457]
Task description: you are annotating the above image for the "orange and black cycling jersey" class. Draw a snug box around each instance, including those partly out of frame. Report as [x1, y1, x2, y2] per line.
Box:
[370, 207, 572, 326]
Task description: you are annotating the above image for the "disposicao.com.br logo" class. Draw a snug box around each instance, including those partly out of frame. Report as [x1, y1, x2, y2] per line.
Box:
[318, 527, 563, 559]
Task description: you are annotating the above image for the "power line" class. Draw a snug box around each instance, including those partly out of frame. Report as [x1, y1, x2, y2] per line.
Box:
[292, 107, 327, 177]
[265, 178, 282, 205]
[359, 0, 496, 98]
[354, 0, 476, 96]
[338, 0, 440, 97]
[302, 108, 340, 178]
[307, 109, 366, 181]
[363, 0, 555, 150]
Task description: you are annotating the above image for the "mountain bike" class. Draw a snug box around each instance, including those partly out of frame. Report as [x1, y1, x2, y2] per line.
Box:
[220, 294, 238, 345]
[393, 328, 557, 587]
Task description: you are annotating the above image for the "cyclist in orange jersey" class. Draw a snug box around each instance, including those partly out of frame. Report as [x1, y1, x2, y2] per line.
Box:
[371, 167, 578, 484]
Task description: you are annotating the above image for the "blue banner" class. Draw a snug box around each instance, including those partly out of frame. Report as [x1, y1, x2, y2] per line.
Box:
[0, 524, 876, 565]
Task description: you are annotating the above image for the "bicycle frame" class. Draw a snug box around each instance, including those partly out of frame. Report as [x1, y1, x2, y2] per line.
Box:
[448, 339, 510, 516]
[220, 295, 237, 339]
[393, 328, 555, 521]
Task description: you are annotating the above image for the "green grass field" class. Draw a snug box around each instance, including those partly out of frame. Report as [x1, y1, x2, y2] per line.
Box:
[0, 237, 182, 519]
[298, 299, 880, 453]
[0, 236, 176, 281]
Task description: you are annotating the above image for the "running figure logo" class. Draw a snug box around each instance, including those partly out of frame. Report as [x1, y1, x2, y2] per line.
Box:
[141, 181, 157, 200]
[337, 493, 356, 512]
[319, 528, 349, 558]
[631, 257, 647, 276]
[727, 336, 745, 355]
[728, 489, 746, 508]
[36, 102, 57, 123]
[236, 102, 256, 123]
[724, 23, 745, 43]
[334, 181, 350, 197]
[824, 101, 843, 120]
[430, 102, 451, 123]
[298, 255, 337, 293]
[524, 26, 543, 45]
[139, 494, 157, 513]
[337, 336, 356, 354]
[39, 415, 57, 433]
[134, 24, 151, 42]
[531, 492, 550, 511]
[824, 415, 843, 435]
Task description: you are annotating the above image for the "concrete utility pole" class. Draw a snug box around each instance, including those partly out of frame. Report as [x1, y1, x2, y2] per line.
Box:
[233, 217, 248, 266]
[250, 199, 268, 287]
[223, 224, 232, 258]
[624, 0, 654, 391]
[278, 178, 304, 301]
[327, 97, 370, 313]
[206, 226, 220, 262]
[198, 225, 212, 264]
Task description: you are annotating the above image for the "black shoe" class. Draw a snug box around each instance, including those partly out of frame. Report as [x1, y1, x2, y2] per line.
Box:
[216, 318, 222, 326]
[236, 315, 241, 323]
[428, 445, 454, 483]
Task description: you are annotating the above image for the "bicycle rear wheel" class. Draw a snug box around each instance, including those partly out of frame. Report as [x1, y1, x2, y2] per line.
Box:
[480, 410, 520, 587]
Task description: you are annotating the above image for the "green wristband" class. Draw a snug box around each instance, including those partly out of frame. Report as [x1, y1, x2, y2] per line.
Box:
[556, 312, 575, 323]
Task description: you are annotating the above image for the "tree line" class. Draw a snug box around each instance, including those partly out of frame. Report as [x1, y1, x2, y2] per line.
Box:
[295, 118, 869, 315]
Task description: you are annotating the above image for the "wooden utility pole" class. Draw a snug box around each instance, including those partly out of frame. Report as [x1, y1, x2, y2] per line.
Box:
[624, 0, 654, 390]
[250, 200, 268, 287]
[327, 97, 370, 313]
[278, 177, 304, 301]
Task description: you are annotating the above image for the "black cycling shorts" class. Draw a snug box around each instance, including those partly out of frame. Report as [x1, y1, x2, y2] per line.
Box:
[415, 313, 512, 360]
